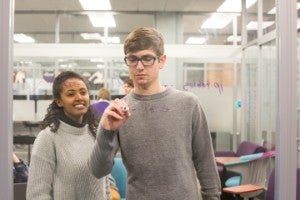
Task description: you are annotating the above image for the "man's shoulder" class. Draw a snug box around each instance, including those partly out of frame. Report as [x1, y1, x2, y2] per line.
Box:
[169, 88, 198, 100]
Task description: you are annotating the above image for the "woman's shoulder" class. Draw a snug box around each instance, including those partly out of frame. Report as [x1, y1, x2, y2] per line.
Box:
[35, 127, 56, 143]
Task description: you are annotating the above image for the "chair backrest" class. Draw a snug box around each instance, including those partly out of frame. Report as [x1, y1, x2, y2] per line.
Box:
[91, 101, 110, 117]
[236, 141, 266, 157]
[225, 151, 275, 198]
[265, 167, 300, 200]
[111, 157, 127, 199]
[14, 183, 27, 200]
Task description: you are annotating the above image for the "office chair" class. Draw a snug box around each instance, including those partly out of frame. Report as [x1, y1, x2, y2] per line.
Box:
[215, 141, 267, 189]
[215, 141, 266, 158]
[111, 157, 127, 200]
[222, 151, 275, 200]
[90, 101, 110, 118]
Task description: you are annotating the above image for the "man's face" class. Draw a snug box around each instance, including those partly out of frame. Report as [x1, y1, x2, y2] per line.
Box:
[125, 49, 166, 88]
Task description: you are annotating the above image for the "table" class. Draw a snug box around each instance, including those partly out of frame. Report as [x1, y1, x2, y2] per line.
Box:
[215, 157, 241, 165]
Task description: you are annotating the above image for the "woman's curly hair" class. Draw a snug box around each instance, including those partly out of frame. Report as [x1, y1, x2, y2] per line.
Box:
[40, 71, 98, 137]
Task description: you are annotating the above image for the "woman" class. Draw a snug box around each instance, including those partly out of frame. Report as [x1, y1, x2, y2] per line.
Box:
[26, 71, 109, 199]
[91, 88, 111, 119]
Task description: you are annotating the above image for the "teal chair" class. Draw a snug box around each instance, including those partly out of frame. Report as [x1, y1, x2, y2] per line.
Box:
[111, 157, 127, 200]
[223, 151, 275, 200]
[224, 152, 264, 187]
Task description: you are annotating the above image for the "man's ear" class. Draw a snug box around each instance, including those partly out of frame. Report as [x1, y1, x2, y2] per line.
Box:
[159, 54, 167, 69]
[55, 99, 63, 107]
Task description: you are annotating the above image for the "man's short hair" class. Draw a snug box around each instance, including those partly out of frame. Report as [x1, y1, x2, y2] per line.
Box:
[124, 27, 164, 57]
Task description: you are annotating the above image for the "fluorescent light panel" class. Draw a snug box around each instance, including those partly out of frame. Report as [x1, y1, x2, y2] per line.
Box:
[81, 33, 120, 43]
[88, 14, 116, 27]
[201, 13, 234, 29]
[79, 0, 111, 10]
[14, 34, 35, 43]
[201, 0, 257, 29]
[101, 36, 120, 43]
[80, 33, 102, 40]
[185, 37, 206, 44]
[227, 35, 241, 42]
[268, 3, 300, 14]
[246, 21, 275, 30]
[217, 0, 257, 12]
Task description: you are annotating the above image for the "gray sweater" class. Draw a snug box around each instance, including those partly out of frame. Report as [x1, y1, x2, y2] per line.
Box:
[27, 120, 108, 200]
[89, 88, 221, 200]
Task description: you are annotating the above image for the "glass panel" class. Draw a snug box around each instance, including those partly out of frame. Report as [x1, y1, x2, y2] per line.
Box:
[242, 46, 259, 142]
[183, 62, 236, 151]
[260, 40, 276, 150]
[242, 40, 276, 145]
[263, 0, 276, 34]
[246, 1, 258, 42]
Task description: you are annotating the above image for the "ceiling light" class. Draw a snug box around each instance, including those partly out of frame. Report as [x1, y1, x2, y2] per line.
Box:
[101, 36, 120, 44]
[268, 3, 300, 14]
[201, 13, 234, 29]
[88, 14, 116, 27]
[79, 0, 111, 10]
[246, 21, 275, 30]
[14, 34, 35, 43]
[227, 35, 241, 42]
[90, 58, 104, 62]
[80, 33, 102, 40]
[217, 0, 257, 12]
[267, 7, 276, 15]
[185, 37, 206, 44]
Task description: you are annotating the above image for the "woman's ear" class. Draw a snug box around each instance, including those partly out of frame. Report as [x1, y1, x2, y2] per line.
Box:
[55, 99, 63, 107]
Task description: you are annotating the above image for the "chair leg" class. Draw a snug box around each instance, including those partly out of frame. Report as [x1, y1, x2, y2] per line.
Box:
[233, 194, 243, 200]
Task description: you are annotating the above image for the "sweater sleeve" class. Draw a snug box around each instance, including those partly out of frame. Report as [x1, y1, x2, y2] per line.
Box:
[26, 130, 56, 200]
[191, 99, 222, 199]
[13, 160, 28, 183]
[88, 126, 119, 179]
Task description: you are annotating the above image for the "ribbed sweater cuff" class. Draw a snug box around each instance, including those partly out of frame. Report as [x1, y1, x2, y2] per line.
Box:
[100, 126, 117, 141]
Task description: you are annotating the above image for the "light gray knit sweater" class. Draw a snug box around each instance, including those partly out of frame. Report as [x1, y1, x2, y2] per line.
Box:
[89, 87, 221, 200]
[26, 120, 108, 200]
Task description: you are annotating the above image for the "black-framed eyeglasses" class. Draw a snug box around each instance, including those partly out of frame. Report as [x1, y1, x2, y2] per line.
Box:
[124, 55, 159, 67]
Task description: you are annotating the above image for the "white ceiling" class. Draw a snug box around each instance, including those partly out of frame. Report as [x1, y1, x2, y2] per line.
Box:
[14, 0, 277, 45]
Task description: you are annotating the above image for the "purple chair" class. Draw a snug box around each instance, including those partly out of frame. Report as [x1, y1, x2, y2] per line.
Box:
[215, 141, 266, 158]
[265, 168, 300, 200]
[90, 101, 110, 118]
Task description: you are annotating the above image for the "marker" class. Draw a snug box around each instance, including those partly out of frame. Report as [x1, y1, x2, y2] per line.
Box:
[122, 106, 127, 112]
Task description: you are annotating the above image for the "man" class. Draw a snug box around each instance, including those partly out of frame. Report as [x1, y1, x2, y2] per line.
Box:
[88, 27, 221, 200]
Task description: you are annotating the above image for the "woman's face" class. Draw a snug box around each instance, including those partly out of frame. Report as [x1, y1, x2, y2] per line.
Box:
[55, 78, 90, 124]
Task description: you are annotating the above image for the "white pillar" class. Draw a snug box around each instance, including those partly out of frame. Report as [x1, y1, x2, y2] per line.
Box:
[0, 0, 14, 199]
[275, 0, 298, 199]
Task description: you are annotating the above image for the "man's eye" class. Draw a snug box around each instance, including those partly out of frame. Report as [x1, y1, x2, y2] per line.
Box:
[128, 57, 138, 61]
[142, 56, 154, 61]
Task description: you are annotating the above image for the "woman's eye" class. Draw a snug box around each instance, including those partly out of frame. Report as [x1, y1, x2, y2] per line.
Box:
[67, 93, 74, 97]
